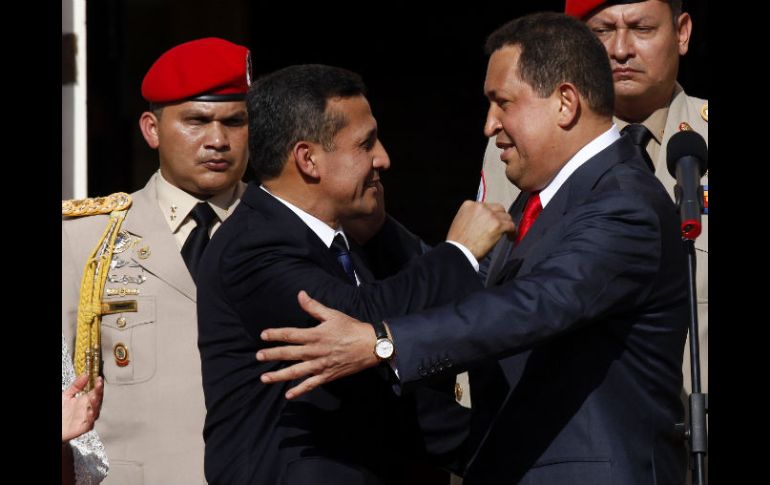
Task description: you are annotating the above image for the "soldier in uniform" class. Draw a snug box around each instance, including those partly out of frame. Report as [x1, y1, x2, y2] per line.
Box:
[62, 37, 250, 485]
[477, 0, 708, 398]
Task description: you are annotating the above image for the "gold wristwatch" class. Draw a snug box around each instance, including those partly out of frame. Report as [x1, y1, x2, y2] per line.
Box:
[372, 320, 394, 360]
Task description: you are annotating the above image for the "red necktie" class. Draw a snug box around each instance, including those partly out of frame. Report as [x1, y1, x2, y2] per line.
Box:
[515, 191, 542, 244]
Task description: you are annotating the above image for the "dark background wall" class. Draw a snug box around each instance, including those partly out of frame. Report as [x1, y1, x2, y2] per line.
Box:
[86, 0, 708, 244]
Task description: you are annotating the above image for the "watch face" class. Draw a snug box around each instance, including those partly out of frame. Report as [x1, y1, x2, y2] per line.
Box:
[375, 338, 394, 359]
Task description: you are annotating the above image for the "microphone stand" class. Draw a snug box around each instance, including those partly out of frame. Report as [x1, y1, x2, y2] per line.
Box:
[682, 233, 708, 485]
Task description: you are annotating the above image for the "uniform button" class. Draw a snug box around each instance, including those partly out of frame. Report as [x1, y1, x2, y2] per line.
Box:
[454, 383, 464, 402]
[437, 365, 444, 372]
[137, 245, 151, 259]
[418, 365, 428, 377]
[116, 317, 127, 328]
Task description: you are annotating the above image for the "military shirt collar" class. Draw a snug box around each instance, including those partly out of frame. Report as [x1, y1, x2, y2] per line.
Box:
[614, 83, 682, 145]
[154, 170, 241, 233]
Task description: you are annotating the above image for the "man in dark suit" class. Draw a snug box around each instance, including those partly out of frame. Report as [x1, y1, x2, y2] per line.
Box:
[257, 13, 689, 485]
[196, 64, 514, 485]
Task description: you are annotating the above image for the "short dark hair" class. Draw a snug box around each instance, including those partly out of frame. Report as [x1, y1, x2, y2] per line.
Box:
[485, 12, 614, 118]
[669, 0, 683, 23]
[247, 64, 366, 180]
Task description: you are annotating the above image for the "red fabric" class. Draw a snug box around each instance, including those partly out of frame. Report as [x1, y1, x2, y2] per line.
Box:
[141, 37, 250, 103]
[515, 192, 543, 244]
[565, 0, 646, 18]
[564, 0, 607, 18]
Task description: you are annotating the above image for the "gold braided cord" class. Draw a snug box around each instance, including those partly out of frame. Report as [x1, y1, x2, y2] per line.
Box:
[63, 192, 131, 217]
[73, 209, 128, 390]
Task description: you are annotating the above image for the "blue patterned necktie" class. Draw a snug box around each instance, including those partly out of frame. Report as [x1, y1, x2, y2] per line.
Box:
[330, 233, 357, 285]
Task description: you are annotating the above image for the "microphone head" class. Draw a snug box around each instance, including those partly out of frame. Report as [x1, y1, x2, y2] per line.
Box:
[666, 130, 708, 178]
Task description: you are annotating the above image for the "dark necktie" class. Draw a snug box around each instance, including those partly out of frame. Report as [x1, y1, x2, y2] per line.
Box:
[515, 191, 542, 245]
[330, 233, 357, 285]
[181, 202, 217, 282]
[622, 123, 656, 173]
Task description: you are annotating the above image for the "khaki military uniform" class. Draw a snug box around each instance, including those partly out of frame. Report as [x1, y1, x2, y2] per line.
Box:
[618, 84, 708, 396]
[476, 138, 521, 206]
[477, 83, 708, 395]
[62, 172, 245, 485]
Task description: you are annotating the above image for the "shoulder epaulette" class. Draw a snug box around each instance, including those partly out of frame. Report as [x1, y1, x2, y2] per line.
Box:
[62, 192, 132, 217]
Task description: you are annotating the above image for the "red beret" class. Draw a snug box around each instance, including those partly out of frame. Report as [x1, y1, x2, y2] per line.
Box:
[141, 37, 251, 104]
[565, 0, 645, 19]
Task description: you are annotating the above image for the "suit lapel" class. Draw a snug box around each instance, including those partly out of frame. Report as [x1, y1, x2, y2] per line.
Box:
[486, 136, 638, 286]
[245, 185, 361, 285]
[485, 194, 526, 286]
[122, 176, 197, 302]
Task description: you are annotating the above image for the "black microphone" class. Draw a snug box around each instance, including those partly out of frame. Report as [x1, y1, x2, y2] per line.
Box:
[666, 131, 708, 240]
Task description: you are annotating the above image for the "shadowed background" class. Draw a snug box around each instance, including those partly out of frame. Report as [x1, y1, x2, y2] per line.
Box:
[85, 0, 707, 244]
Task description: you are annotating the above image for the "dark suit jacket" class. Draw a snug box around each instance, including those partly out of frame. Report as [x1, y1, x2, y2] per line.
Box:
[387, 134, 689, 485]
[197, 184, 481, 485]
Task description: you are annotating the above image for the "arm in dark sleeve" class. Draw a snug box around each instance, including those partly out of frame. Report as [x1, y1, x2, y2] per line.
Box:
[220, 237, 481, 344]
[357, 215, 432, 279]
[389, 192, 669, 384]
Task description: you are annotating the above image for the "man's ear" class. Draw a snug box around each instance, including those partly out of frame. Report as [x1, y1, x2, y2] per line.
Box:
[292, 141, 320, 180]
[555, 82, 580, 128]
[676, 13, 692, 56]
[139, 112, 160, 149]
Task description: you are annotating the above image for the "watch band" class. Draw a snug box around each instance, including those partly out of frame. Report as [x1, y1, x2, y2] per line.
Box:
[371, 319, 388, 340]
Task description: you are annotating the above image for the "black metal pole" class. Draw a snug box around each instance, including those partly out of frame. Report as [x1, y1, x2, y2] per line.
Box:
[684, 239, 707, 485]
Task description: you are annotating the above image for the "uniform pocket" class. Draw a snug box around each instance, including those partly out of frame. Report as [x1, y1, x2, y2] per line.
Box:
[106, 460, 144, 484]
[100, 296, 157, 384]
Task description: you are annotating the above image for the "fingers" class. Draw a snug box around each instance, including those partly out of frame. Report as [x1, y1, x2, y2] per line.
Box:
[64, 373, 90, 398]
[297, 290, 337, 322]
[483, 202, 507, 213]
[260, 325, 315, 344]
[88, 377, 104, 419]
[257, 343, 319, 362]
[285, 375, 327, 400]
[260, 360, 319, 384]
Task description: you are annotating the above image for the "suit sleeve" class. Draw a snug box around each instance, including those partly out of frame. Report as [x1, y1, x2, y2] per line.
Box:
[388, 191, 666, 384]
[357, 215, 432, 279]
[219, 235, 482, 344]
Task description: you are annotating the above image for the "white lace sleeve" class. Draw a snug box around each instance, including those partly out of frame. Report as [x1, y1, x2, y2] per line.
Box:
[62, 335, 109, 484]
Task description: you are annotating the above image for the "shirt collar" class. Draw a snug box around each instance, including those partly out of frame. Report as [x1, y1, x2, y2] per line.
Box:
[540, 125, 621, 208]
[259, 185, 350, 249]
[614, 106, 668, 146]
[155, 170, 241, 233]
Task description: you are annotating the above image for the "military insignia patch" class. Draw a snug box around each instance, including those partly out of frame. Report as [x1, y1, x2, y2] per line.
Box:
[678, 122, 692, 132]
[700, 103, 708, 122]
[114, 342, 130, 367]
